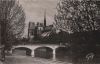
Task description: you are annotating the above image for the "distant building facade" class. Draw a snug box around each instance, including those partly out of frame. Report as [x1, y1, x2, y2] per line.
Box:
[28, 21, 53, 41]
[28, 22, 35, 41]
[28, 10, 54, 41]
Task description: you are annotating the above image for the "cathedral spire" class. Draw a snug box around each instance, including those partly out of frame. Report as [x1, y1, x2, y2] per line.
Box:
[44, 9, 46, 27]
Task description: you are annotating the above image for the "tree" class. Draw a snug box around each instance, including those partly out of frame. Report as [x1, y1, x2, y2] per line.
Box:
[55, 0, 100, 63]
[55, 0, 100, 33]
[0, 0, 25, 47]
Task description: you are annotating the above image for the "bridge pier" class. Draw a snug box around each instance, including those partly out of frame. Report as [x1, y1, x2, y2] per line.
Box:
[52, 49, 56, 60]
[31, 50, 35, 57]
[9, 50, 13, 54]
[9, 49, 13, 54]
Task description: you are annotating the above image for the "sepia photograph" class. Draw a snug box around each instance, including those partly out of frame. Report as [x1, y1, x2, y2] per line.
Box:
[0, 0, 100, 64]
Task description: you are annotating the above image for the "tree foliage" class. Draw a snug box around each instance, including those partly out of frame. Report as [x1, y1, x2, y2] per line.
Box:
[55, 0, 100, 33]
[0, 0, 25, 45]
[54, 0, 100, 63]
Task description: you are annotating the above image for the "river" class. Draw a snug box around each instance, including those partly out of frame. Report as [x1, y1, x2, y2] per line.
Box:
[4, 56, 72, 64]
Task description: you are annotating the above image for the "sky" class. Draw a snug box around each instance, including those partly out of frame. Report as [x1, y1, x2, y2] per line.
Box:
[18, 0, 58, 37]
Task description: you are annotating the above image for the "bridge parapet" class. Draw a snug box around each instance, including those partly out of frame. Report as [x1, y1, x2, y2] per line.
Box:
[12, 44, 66, 50]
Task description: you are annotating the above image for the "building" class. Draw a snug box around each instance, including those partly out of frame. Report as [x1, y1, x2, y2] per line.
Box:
[37, 22, 44, 36]
[28, 22, 35, 41]
[28, 10, 54, 41]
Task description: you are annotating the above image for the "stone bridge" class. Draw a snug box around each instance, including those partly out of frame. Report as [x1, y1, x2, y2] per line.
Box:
[11, 44, 67, 60]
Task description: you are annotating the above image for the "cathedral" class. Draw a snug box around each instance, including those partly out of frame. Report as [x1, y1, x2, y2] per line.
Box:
[28, 11, 53, 41]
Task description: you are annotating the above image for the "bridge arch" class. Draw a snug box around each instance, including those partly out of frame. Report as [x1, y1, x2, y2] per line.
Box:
[12, 47, 32, 56]
[34, 47, 53, 59]
[11, 45, 66, 60]
[56, 47, 69, 60]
